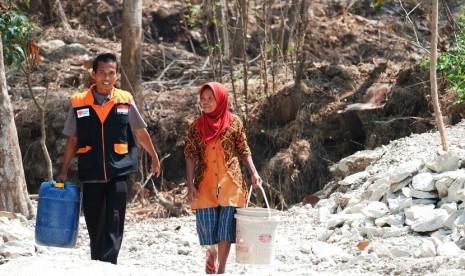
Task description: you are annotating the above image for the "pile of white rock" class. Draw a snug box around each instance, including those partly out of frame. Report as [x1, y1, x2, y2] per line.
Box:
[319, 121, 465, 259]
[0, 212, 35, 261]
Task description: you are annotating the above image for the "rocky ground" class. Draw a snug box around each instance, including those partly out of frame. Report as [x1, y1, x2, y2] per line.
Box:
[1, 120, 465, 276]
[4, 1, 465, 275]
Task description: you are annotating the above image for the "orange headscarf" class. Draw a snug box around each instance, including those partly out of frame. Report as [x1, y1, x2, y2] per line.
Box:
[196, 82, 232, 141]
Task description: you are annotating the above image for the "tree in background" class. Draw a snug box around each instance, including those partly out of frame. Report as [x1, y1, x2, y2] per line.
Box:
[121, 0, 150, 198]
[429, 0, 449, 151]
[121, 0, 142, 105]
[1, 5, 53, 182]
[29, 0, 71, 31]
[0, 35, 34, 218]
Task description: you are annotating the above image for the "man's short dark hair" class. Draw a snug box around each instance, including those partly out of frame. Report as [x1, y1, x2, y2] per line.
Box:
[92, 53, 118, 72]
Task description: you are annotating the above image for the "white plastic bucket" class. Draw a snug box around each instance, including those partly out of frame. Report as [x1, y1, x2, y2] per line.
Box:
[235, 185, 280, 264]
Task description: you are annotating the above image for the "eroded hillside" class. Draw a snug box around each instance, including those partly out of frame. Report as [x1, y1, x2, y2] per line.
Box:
[7, 0, 465, 208]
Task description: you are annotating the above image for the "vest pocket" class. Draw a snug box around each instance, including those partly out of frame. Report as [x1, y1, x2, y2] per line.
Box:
[116, 114, 129, 124]
[77, 146, 92, 154]
[114, 143, 128, 154]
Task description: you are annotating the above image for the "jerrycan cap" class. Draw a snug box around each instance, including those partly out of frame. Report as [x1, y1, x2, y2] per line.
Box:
[54, 182, 65, 189]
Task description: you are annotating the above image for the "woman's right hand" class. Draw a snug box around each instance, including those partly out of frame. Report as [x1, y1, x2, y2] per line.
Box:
[251, 172, 262, 188]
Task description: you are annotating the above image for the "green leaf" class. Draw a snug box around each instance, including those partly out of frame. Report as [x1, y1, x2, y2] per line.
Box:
[431, 15, 465, 105]
[1, 8, 36, 68]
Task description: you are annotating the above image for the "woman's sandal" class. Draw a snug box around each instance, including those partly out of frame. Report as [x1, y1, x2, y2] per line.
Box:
[205, 248, 218, 274]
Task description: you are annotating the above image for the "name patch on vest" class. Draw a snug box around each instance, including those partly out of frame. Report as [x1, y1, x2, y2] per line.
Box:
[117, 104, 129, 115]
[77, 108, 90, 118]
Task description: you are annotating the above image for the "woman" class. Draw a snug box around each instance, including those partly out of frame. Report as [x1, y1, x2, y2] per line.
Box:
[184, 82, 261, 274]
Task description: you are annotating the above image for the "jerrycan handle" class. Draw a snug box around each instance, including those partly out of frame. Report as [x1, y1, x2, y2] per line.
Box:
[54, 182, 65, 189]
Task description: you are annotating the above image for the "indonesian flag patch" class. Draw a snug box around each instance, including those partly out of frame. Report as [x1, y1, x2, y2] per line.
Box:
[76, 108, 90, 118]
[117, 104, 129, 115]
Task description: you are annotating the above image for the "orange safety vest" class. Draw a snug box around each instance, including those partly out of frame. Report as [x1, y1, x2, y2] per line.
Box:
[70, 86, 138, 181]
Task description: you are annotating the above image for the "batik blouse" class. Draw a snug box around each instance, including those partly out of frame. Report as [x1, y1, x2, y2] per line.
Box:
[184, 114, 251, 209]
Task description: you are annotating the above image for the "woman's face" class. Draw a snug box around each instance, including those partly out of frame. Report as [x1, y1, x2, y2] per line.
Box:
[200, 88, 217, 114]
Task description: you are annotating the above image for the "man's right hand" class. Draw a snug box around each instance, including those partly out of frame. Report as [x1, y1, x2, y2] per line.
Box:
[56, 174, 67, 183]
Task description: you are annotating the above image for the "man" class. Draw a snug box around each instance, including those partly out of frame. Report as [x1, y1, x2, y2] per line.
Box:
[57, 53, 160, 264]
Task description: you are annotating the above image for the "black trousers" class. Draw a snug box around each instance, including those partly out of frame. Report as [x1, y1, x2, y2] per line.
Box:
[82, 176, 128, 264]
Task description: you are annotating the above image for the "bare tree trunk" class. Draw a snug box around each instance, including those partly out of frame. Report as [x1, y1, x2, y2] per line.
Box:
[219, 0, 230, 60]
[121, 0, 142, 105]
[24, 70, 53, 181]
[213, 3, 224, 79]
[42, 0, 54, 21]
[203, 0, 224, 80]
[294, 0, 309, 88]
[33, 0, 71, 31]
[260, 0, 270, 96]
[278, 1, 290, 54]
[282, 0, 299, 59]
[239, 0, 249, 126]
[53, 0, 71, 31]
[121, 0, 144, 198]
[430, 0, 449, 151]
[231, 0, 246, 58]
[0, 36, 34, 218]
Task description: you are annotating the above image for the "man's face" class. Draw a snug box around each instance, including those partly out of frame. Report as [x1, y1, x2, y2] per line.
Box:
[92, 61, 118, 95]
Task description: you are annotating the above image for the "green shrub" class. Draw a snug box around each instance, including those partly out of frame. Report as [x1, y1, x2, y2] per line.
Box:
[425, 15, 465, 104]
[0, 7, 37, 67]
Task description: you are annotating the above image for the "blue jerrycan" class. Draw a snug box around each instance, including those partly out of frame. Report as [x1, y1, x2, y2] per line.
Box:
[35, 181, 81, 248]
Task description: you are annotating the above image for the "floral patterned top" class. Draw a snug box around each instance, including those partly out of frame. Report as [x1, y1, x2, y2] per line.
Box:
[184, 114, 251, 205]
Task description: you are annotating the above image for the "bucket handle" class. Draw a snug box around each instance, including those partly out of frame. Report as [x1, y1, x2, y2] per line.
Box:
[246, 185, 272, 218]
